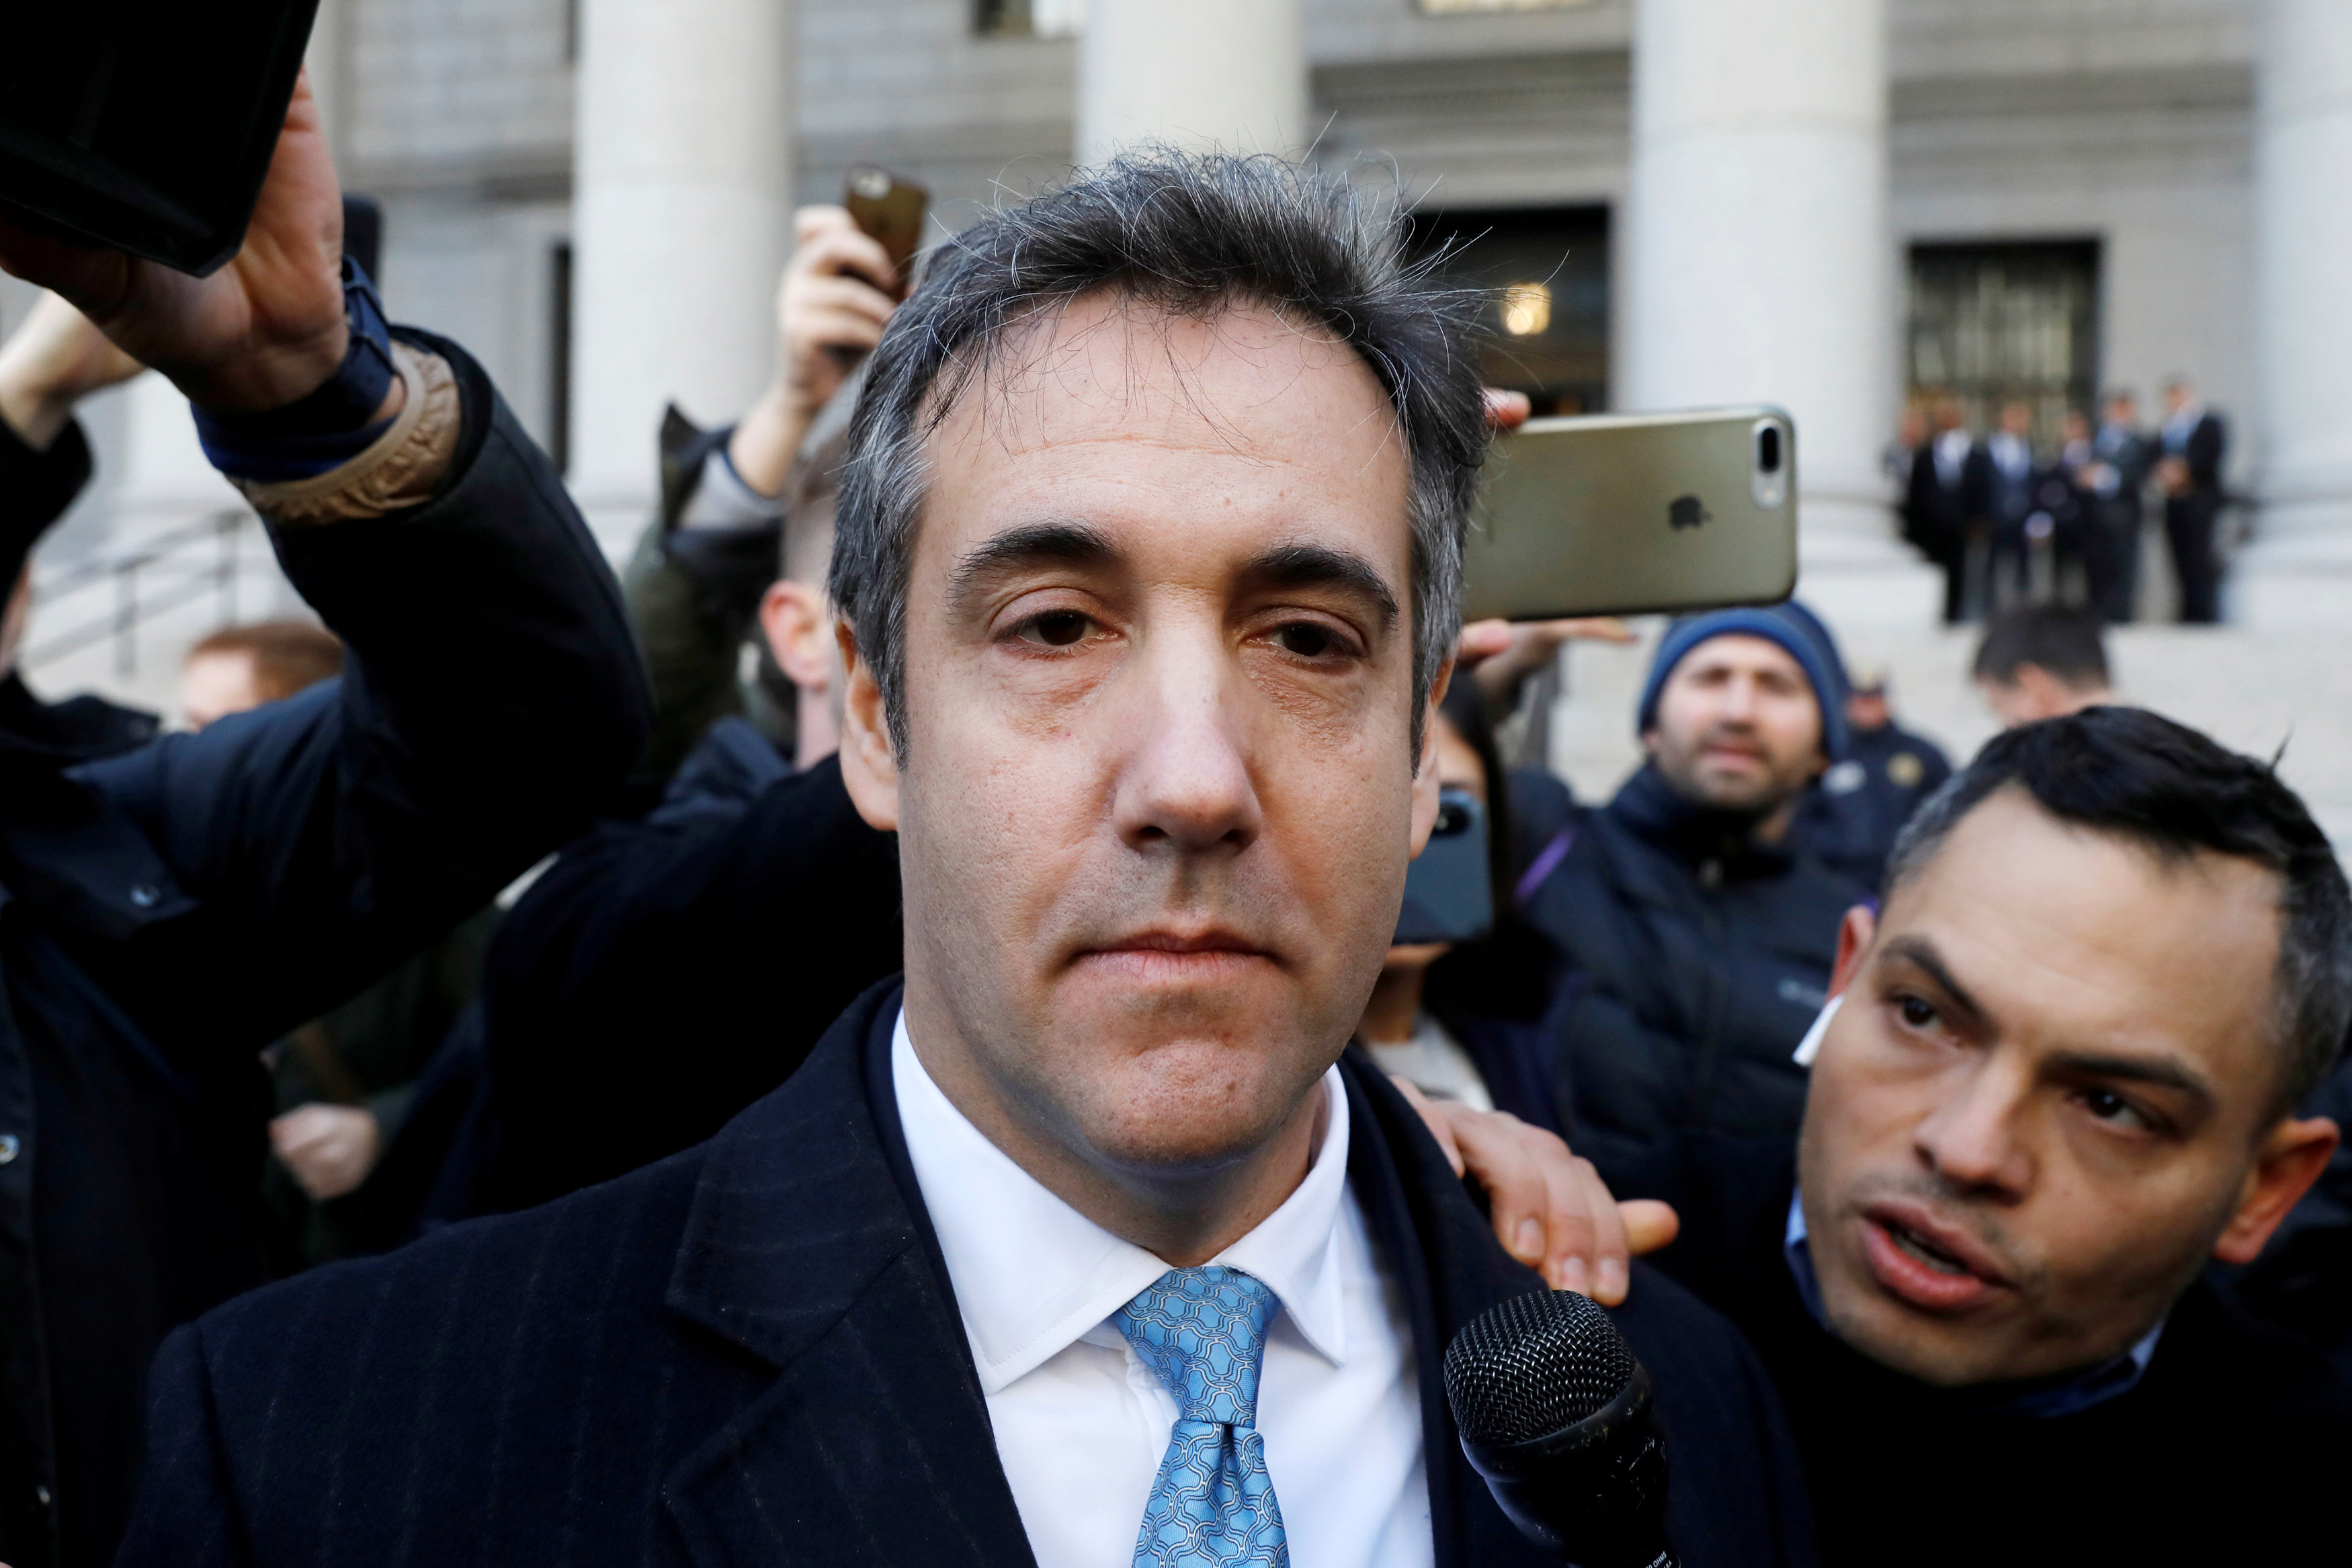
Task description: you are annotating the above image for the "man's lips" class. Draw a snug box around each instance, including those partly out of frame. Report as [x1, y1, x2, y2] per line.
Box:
[1855, 1201, 2011, 1314]
[1073, 929, 1275, 979]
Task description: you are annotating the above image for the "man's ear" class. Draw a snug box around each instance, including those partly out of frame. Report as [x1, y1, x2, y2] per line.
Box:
[833, 617, 900, 832]
[1830, 903, 1876, 998]
[2213, 1116, 2339, 1266]
[1407, 658, 1454, 857]
[759, 580, 833, 692]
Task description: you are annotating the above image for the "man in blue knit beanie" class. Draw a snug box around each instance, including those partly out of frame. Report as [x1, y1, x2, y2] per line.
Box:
[1518, 602, 1870, 1192]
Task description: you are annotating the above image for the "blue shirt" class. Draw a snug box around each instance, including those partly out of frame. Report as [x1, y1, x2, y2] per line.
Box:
[1783, 1189, 2165, 1419]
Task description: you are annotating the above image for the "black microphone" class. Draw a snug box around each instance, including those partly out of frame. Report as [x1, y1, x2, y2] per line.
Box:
[1443, 1289, 1678, 1568]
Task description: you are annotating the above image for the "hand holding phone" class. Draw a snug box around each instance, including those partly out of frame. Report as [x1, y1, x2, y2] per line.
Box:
[843, 167, 927, 302]
[0, 69, 351, 417]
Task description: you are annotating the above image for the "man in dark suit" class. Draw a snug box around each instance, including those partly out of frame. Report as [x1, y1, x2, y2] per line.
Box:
[2078, 389, 2153, 623]
[121, 153, 1816, 1567]
[1974, 400, 2037, 609]
[0, 79, 651, 1568]
[1901, 397, 1976, 623]
[1634, 708, 2352, 1565]
[2157, 376, 2228, 622]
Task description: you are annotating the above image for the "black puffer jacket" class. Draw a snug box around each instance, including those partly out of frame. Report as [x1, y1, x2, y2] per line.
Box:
[1519, 765, 1867, 1191]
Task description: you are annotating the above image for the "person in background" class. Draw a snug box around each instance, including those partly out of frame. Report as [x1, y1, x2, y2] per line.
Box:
[1976, 400, 2037, 607]
[623, 204, 898, 779]
[1902, 396, 1976, 624]
[0, 72, 650, 1567]
[1632, 707, 2352, 1565]
[437, 209, 907, 1219]
[175, 621, 497, 1266]
[2080, 388, 2153, 623]
[2040, 408, 2096, 597]
[1361, 675, 1683, 1303]
[2157, 376, 2228, 623]
[1790, 663, 1952, 891]
[177, 620, 343, 729]
[1461, 610, 1635, 869]
[1521, 603, 1868, 1192]
[1971, 603, 2113, 727]
[0, 292, 162, 756]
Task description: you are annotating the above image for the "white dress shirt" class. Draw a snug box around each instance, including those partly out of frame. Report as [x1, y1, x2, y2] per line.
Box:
[892, 1013, 1434, 1568]
[1987, 429, 2031, 480]
[1932, 427, 1972, 489]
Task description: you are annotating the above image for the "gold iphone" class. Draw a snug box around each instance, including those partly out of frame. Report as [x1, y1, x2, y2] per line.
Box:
[1461, 406, 1798, 621]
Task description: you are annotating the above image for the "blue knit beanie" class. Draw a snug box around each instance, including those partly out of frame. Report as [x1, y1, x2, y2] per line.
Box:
[1635, 603, 1851, 762]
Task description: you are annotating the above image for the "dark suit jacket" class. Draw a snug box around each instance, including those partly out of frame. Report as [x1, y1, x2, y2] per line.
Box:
[1900, 444, 1969, 558]
[122, 980, 1816, 1568]
[2174, 410, 2226, 494]
[458, 735, 902, 1217]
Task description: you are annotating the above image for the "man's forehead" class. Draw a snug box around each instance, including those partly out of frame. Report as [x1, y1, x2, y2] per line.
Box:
[931, 292, 1395, 460]
[914, 292, 1415, 580]
[1677, 634, 1804, 677]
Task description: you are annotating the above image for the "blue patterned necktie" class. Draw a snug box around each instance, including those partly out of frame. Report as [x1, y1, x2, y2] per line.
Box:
[1116, 1265, 1291, 1568]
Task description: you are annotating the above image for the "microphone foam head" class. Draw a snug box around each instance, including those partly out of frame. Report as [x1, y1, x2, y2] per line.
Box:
[1444, 1289, 1638, 1448]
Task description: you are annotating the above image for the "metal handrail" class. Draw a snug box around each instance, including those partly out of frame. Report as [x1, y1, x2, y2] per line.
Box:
[22, 509, 257, 677]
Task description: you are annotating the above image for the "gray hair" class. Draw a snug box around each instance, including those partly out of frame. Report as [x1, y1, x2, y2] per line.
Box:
[827, 148, 1490, 760]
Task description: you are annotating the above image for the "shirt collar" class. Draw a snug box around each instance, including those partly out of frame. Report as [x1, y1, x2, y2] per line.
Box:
[1783, 1186, 2165, 1419]
[891, 1008, 1353, 1395]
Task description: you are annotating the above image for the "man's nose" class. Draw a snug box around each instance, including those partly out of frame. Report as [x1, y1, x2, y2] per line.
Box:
[1109, 634, 1263, 855]
[1910, 1059, 2035, 1201]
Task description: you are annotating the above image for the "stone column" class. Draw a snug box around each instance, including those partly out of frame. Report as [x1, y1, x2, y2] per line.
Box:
[1076, 0, 1306, 167]
[1620, 0, 1927, 625]
[2240, 0, 2352, 623]
[570, 0, 794, 554]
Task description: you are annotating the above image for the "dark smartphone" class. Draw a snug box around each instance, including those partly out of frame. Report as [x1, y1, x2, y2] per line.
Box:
[0, 1, 323, 275]
[1462, 406, 1798, 621]
[843, 165, 928, 299]
[1395, 787, 1493, 945]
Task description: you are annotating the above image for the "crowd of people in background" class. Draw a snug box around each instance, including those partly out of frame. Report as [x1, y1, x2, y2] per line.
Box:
[1895, 381, 2230, 625]
[0, 99, 2344, 1568]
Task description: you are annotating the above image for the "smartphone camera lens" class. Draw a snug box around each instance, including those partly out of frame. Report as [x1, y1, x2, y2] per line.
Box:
[1757, 425, 1782, 474]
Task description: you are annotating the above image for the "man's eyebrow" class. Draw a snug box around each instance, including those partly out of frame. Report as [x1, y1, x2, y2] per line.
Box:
[1877, 934, 1991, 1029]
[2042, 1049, 2217, 1108]
[1880, 934, 2220, 1110]
[946, 521, 1121, 614]
[1236, 543, 1399, 632]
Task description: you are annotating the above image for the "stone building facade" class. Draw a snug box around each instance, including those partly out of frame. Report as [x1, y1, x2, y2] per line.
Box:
[11, 0, 2351, 835]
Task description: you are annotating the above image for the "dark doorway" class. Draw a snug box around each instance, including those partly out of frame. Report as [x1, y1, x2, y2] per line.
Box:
[1409, 205, 1610, 417]
[1906, 239, 2099, 441]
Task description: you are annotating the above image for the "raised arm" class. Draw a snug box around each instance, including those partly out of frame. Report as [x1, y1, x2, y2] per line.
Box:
[623, 207, 900, 777]
[0, 73, 653, 1051]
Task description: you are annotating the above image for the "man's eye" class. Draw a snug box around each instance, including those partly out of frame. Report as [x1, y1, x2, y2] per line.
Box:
[2080, 1088, 2152, 1132]
[1272, 622, 1345, 659]
[1895, 994, 1939, 1031]
[1019, 610, 1091, 648]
